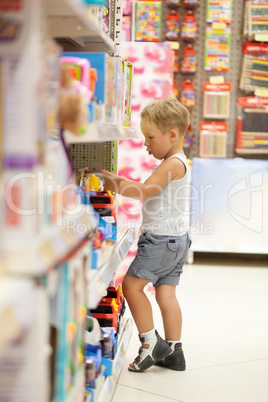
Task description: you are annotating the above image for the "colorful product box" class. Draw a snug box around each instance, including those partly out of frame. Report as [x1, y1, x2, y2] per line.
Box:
[123, 61, 133, 128]
[63, 52, 117, 124]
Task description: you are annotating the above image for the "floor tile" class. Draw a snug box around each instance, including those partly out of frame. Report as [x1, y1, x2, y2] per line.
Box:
[113, 384, 183, 402]
[117, 359, 268, 402]
[114, 260, 268, 402]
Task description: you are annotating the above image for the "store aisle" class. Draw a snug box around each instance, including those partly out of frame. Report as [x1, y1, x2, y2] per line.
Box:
[113, 256, 268, 402]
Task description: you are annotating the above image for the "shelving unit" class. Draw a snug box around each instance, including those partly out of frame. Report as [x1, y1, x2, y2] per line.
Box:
[64, 125, 137, 144]
[88, 227, 136, 309]
[97, 317, 133, 402]
[1, 0, 135, 401]
[46, 0, 117, 53]
[2, 205, 97, 276]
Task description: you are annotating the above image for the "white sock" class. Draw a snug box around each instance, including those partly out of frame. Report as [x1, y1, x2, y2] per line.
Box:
[140, 329, 156, 343]
[166, 340, 181, 352]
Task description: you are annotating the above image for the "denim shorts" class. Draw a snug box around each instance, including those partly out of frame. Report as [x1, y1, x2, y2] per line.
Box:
[126, 232, 191, 287]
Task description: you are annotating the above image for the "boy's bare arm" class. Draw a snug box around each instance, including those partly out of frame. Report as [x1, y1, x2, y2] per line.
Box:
[99, 158, 185, 200]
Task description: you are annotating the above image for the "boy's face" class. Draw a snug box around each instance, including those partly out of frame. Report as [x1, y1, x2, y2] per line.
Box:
[140, 118, 172, 160]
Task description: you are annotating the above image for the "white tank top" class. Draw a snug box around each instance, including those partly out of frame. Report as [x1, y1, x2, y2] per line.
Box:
[141, 153, 190, 236]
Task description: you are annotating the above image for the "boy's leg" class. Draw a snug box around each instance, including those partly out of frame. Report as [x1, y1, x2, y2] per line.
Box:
[155, 284, 182, 340]
[155, 284, 186, 371]
[122, 274, 172, 372]
[122, 274, 153, 334]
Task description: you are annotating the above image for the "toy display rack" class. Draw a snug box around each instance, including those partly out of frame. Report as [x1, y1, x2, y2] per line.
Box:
[1, 205, 97, 276]
[87, 227, 136, 309]
[47, 0, 118, 54]
[161, 0, 247, 159]
[91, 318, 133, 402]
[64, 124, 137, 144]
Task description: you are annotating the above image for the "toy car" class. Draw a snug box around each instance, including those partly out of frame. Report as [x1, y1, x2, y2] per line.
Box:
[89, 191, 116, 224]
[90, 300, 119, 333]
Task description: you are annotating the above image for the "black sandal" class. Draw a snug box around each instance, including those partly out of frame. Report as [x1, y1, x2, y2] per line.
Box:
[128, 330, 172, 372]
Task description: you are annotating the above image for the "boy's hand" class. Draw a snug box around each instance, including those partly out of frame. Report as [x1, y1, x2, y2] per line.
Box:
[98, 169, 117, 192]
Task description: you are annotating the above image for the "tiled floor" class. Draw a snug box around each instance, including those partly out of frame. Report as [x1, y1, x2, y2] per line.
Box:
[113, 255, 268, 402]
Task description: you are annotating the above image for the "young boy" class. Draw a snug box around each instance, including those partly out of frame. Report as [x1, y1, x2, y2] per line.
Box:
[100, 98, 192, 372]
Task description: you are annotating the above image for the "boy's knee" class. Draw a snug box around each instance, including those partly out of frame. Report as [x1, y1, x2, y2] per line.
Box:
[122, 275, 132, 297]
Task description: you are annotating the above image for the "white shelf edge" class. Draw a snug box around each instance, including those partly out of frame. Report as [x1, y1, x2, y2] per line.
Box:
[87, 227, 136, 309]
[64, 125, 138, 144]
[46, 0, 117, 52]
[1, 205, 98, 276]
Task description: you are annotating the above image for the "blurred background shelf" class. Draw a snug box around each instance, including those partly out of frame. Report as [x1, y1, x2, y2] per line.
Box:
[1, 206, 97, 276]
[46, 0, 117, 53]
[64, 125, 138, 144]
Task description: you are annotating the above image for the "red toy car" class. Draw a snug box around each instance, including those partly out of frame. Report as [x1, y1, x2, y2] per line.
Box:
[89, 191, 116, 224]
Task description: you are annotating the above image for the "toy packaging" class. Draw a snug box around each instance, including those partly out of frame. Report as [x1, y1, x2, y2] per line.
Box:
[135, 1, 162, 42]
[165, 10, 180, 41]
[203, 82, 231, 118]
[236, 96, 268, 152]
[62, 52, 116, 123]
[123, 60, 133, 127]
[166, 0, 180, 7]
[206, 0, 233, 24]
[183, 0, 199, 9]
[122, 15, 132, 41]
[181, 44, 197, 74]
[123, 0, 132, 15]
[243, 1, 268, 41]
[183, 124, 193, 148]
[180, 79, 196, 108]
[62, 52, 132, 127]
[240, 43, 268, 92]
[199, 122, 227, 158]
[204, 26, 231, 72]
[181, 11, 197, 42]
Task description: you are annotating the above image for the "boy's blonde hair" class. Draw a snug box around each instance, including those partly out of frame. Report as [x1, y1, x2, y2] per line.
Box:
[140, 98, 190, 136]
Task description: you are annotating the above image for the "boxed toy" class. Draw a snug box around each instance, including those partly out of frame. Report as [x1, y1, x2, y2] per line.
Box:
[123, 60, 133, 128]
[63, 52, 117, 124]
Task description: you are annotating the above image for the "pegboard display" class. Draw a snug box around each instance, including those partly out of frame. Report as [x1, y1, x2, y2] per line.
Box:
[68, 141, 118, 173]
[160, 0, 249, 159]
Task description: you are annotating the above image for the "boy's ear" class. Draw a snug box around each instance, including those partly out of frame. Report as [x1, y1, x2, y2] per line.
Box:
[169, 129, 178, 141]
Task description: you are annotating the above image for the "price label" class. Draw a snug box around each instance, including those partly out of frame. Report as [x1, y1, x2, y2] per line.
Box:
[254, 88, 268, 97]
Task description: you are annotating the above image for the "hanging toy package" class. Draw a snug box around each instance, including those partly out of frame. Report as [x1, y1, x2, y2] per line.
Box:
[183, 123, 193, 148]
[165, 10, 180, 41]
[183, 0, 199, 9]
[173, 79, 179, 97]
[166, 0, 181, 7]
[181, 44, 197, 74]
[181, 11, 197, 42]
[180, 79, 196, 108]
[173, 48, 179, 72]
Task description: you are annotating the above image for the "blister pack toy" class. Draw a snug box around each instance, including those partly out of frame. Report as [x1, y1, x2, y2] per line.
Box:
[173, 80, 179, 97]
[165, 10, 180, 41]
[173, 48, 179, 71]
[183, 0, 199, 9]
[180, 79, 196, 108]
[166, 0, 180, 7]
[181, 11, 197, 42]
[183, 124, 193, 148]
[181, 44, 197, 74]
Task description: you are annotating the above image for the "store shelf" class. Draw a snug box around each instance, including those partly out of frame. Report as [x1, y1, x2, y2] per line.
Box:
[1, 205, 97, 276]
[46, 0, 117, 53]
[0, 279, 35, 350]
[96, 317, 133, 402]
[64, 125, 138, 144]
[87, 227, 136, 309]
